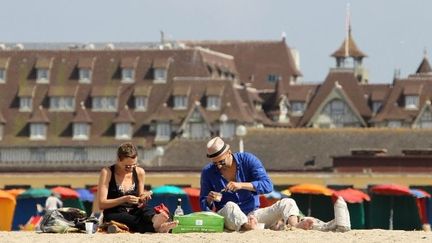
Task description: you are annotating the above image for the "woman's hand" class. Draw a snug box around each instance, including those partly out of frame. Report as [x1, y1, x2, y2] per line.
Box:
[123, 195, 140, 204]
[137, 191, 153, 208]
[138, 191, 153, 203]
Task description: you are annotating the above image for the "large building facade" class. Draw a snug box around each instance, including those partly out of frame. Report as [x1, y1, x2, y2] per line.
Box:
[1, 31, 432, 188]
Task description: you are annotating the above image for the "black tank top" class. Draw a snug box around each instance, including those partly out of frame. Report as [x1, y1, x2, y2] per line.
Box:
[104, 164, 139, 214]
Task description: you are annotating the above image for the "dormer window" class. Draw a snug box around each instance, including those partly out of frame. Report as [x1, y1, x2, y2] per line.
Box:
[207, 96, 220, 110]
[135, 96, 148, 111]
[405, 95, 419, 109]
[372, 101, 382, 113]
[156, 121, 171, 141]
[92, 96, 117, 111]
[267, 74, 281, 83]
[174, 96, 187, 110]
[121, 68, 135, 83]
[73, 123, 90, 140]
[0, 68, 5, 83]
[50, 97, 75, 111]
[35, 58, 52, 83]
[291, 101, 305, 116]
[37, 68, 49, 83]
[387, 120, 402, 128]
[79, 68, 92, 83]
[20, 97, 33, 112]
[115, 123, 132, 140]
[154, 68, 167, 82]
[30, 123, 47, 140]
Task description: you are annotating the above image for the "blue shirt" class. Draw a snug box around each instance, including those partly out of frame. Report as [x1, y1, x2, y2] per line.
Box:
[199, 152, 273, 215]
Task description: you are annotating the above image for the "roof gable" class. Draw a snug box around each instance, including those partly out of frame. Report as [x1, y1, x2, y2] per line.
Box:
[307, 82, 367, 127]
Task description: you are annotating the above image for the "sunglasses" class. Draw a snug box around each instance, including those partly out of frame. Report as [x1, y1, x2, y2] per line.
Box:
[124, 164, 137, 169]
[214, 159, 226, 167]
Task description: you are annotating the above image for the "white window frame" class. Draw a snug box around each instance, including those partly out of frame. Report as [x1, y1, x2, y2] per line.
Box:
[121, 68, 135, 83]
[418, 110, 432, 128]
[174, 96, 187, 110]
[267, 74, 281, 83]
[405, 95, 419, 109]
[372, 101, 382, 113]
[134, 96, 148, 111]
[30, 123, 47, 140]
[0, 68, 5, 83]
[79, 68, 92, 83]
[387, 120, 402, 128]
[219, 122, 236, 138]
[291, 101, 305, 116]
[73, 123, 90, 140]
[154, 68, 167, 83]
[19, 97, 33, 112]
[92, 96, 117, 111]
[36, 68, 49, 83]
[207, 96, 220, 110]
[49, 97, 75, 111]
[115, 123, 132, 140]
[156, 122, 171, 140]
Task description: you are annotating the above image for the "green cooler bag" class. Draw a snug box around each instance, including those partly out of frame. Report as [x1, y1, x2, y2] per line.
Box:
[172, 211, 224, 233]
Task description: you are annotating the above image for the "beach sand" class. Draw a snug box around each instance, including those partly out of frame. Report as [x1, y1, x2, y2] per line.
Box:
[0, 230, 430, 243]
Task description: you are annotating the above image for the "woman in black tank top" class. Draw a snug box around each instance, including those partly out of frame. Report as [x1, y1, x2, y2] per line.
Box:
[97, 142, 178, 233]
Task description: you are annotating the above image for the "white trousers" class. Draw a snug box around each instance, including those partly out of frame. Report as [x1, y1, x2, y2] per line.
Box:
[217, 197, 350, 232]
[217, 198, 300, 231]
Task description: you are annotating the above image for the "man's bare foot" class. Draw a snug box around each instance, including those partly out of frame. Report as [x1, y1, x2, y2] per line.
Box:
[295, 218, 314, 230]
[270, 219, 285, 230]
[157, 220, 179, 233]
[242, 215, 258, 231]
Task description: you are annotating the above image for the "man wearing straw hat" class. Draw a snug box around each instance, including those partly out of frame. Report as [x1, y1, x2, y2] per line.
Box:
[200, 136, 315, 231]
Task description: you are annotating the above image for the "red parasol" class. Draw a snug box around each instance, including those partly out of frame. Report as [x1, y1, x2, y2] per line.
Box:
[334, 188, 370, 203]
[51, 186, 79, 199]
[370, 184, 412, 196]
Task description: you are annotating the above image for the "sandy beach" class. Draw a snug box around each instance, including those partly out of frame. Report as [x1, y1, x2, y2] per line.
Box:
[0, 230, 430, 243]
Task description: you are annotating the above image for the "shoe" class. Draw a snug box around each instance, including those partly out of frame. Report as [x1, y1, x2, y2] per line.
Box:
[334, 196, 351, 232]
[107, 224, 120, 233]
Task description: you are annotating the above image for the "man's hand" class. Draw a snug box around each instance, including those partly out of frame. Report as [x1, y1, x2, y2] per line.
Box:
[226, 181, 242, 192]
[206, 191, 220, 204]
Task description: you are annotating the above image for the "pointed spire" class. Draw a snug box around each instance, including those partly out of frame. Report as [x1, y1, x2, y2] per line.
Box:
[416, 50, 432, 74]
[332, 4, 366, 59]
[345, 3, 351, 57]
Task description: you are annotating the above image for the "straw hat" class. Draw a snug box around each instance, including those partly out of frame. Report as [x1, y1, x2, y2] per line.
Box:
[206, 137, 230, 158]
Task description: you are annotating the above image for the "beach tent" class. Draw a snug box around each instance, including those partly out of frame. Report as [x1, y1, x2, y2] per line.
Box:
[288, 184, 335, 222]
[51, 186, 85, 211]
[147, 185, 192, 215]
[5, 189, 25, 198]
[259, 190, 285, 208]
[12, 188, 51, 230]
[0, 190, 16, 231]
[76, 188, 95, 215]
[409, 189, 431, 226]
[334, 188, 370, 229]
[369, 184, 422, 230]
[182, 187, 201, 212]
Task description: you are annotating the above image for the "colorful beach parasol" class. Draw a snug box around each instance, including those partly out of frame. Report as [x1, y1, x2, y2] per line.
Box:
[51, 186, 79, 199]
